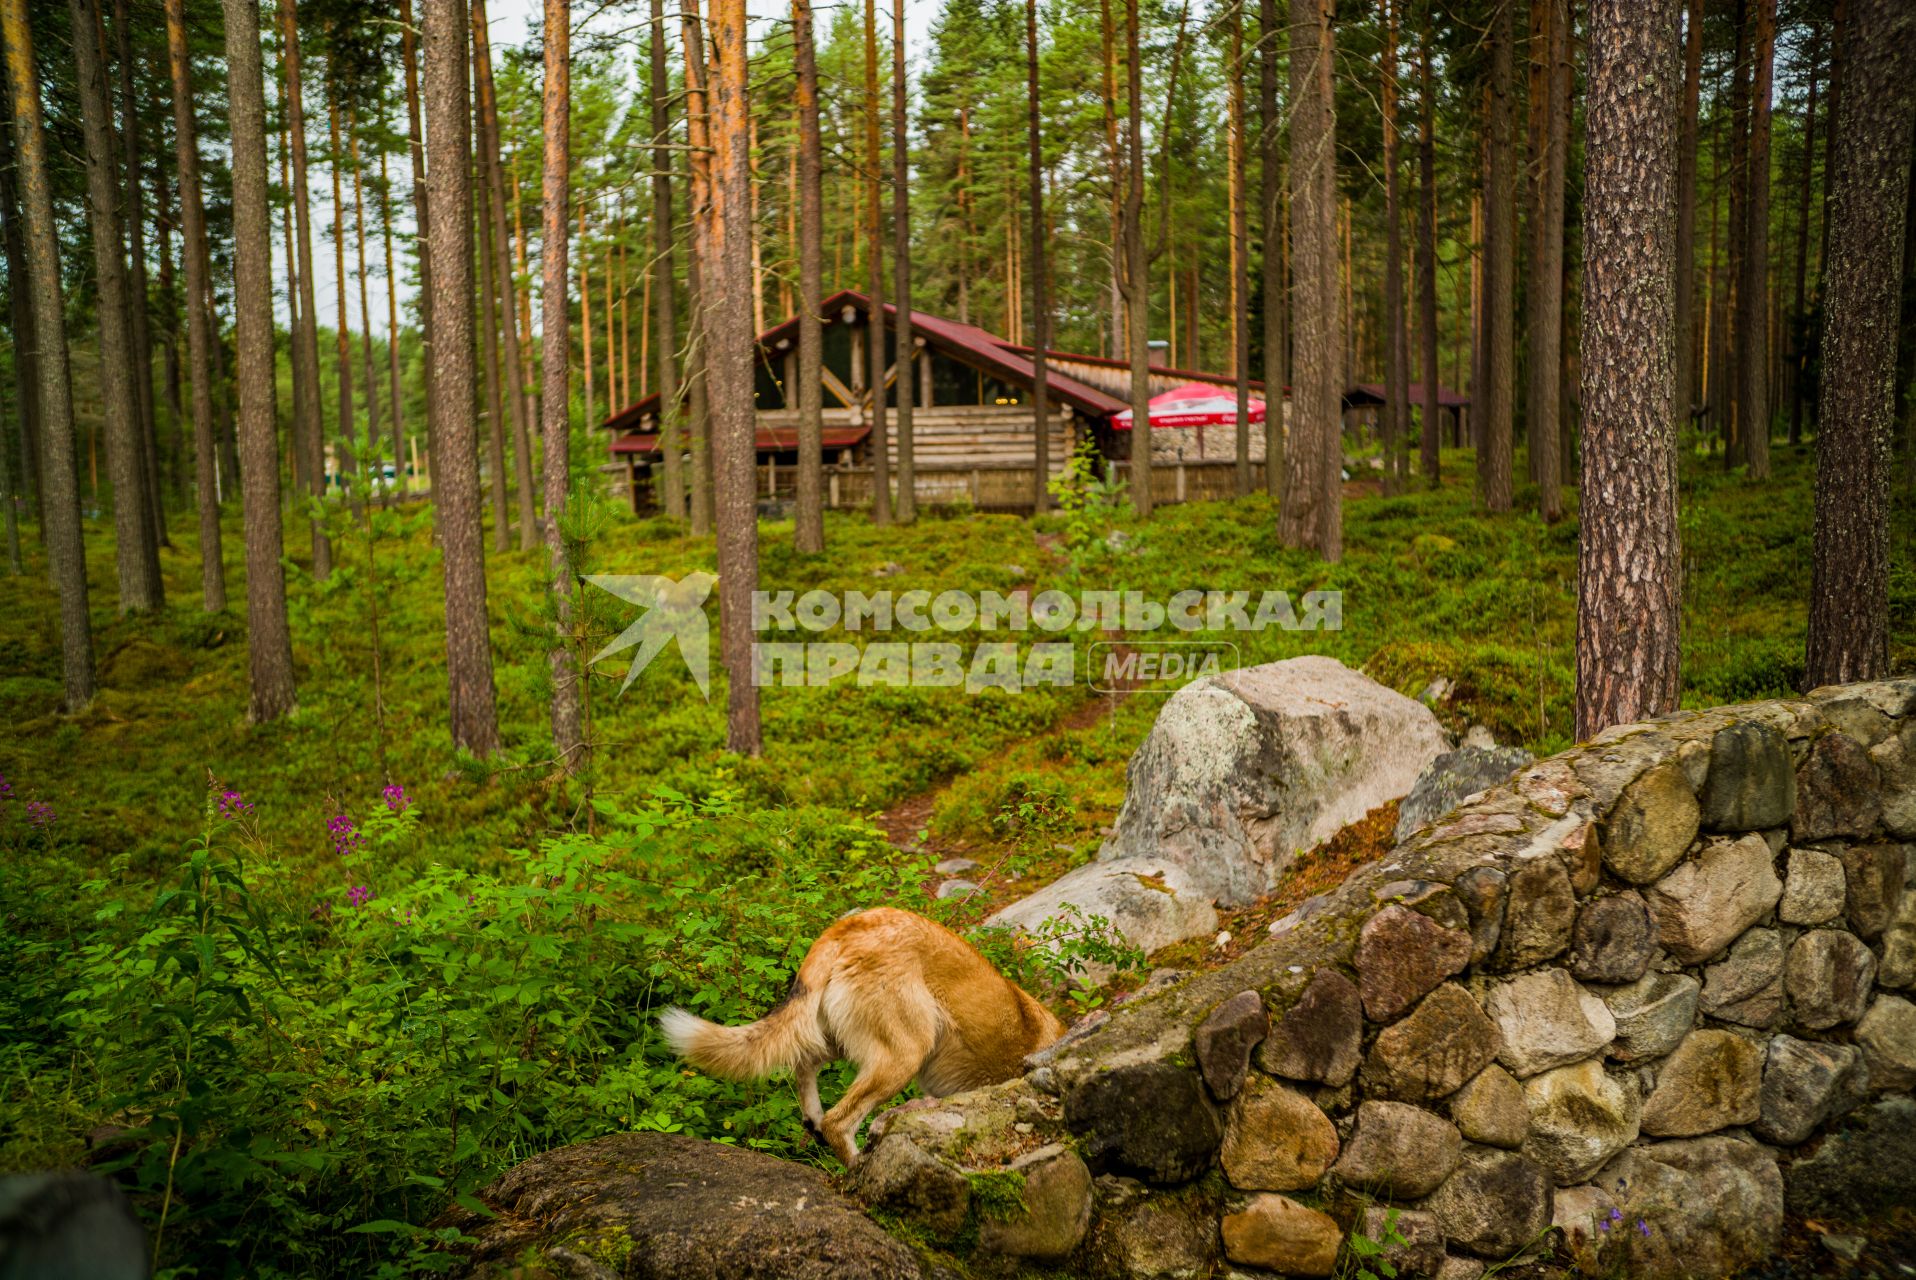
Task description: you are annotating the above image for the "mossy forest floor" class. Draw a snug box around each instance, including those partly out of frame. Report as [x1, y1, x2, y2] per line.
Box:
[0, 440, 1911, 1276]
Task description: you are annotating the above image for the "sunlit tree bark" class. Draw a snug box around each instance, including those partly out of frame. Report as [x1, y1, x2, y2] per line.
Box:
[707, 0, 762, 754]
[651, 0, 684, 523]
[423, 0, 501, 754]
[543, 0, 582, 770]
[792, 0, 824, 550]
[222, 0, 296, 719]
[2, 0, 95, 707]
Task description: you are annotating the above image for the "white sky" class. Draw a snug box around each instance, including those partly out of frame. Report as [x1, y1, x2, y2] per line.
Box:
[275, 0, 945, 340]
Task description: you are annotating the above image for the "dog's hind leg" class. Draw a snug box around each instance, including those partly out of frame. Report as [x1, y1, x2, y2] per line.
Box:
[795, 1053, 829, 1141]
[819, 1054, 920, 1169]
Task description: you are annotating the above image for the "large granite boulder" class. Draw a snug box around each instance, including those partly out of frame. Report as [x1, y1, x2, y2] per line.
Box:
[990, 658, 1447, 966]
[436, 1133, 945, 1280]
[1098, 656, 1449, 907]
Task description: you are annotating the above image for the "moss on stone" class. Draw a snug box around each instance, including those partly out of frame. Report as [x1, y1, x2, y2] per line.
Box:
[966, 1169, 1029, 1223]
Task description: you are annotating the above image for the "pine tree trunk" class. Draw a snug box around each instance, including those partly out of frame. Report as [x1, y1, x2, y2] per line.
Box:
[423, 0, 500, 754]
[581, 203, 595, 432]
[650, 0, 684, 523]
[1527, 0, 1568, 519]
[1230, 0, 1250, 496]
[792, 0, 824, 550]
[682, 8, 716, 534]
[472, 0, 538, 547]
[1100, 0, 1121, 359]
[1723, 0, 1751, 465]
[476, 143, 511, 552]
[1122, 0, 1151, 516]
[222, 0, 296, 719]
[543, 0, 582, 770]
[113, 0, 167, 551]
[280, 0, 331, 576]
[156, 166, 184, 502]
[1788, 26, 1819, 448]
[381, 148, 405, 489]
[892, 0, 916, 521]
[0, 59, 41, 532]
[1577, 0, 1682, 739]
[164, 0, 227, 609]
[1673, 0, 1702, 428]
[1738, 0, 1775, 478]
[1025, 0, 1050, 513]
[1482, 0, 1515, 512]
[512, 153, 535, 434]
[707, 0, 762, 755]
[70, 0, 164, 611]
[399, 0, 433, 448]
[862, 0, 890, 524]
[1417, 14, 1439, 488]
[1279, 0, 1339, 560]
[1805, 0, 1913, 688]
[1259, 0, 1286, 501]
[349, 120, 382, 483]
[328, 98, 358, 492]
[207, 256, 240, 495]
[1470, 183, 1484, 450]
[2, 0, 95, 705]
[280, 72, 304, 499]
[1381, 0, 1405, 497]
[0, 364, 16, 572]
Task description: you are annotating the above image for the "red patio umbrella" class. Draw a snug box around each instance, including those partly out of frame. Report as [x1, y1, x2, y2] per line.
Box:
[1111, 382, 1267, 428]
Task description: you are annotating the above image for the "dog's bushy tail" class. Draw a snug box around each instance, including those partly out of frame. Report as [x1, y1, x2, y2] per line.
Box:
[659, 978, 828, 1081]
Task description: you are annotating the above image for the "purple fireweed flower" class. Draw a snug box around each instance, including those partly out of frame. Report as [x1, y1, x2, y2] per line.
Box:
[346, 884, 372, 908]
[0, 774, 12, 800]
[1599, 1219, 1610, 1232]
[24, 800, 54, 828]
[217, 789, 253, 820]
[382, 783, 411, 813]
[328, 812, 363, 857]
[1638, 1220, 1650, 1238]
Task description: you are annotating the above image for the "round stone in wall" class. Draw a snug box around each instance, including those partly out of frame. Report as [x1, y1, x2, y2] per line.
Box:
[1778, 847, 1847, 925]
[1568, 891, 1658, 983]
[1639, 1030, 1762, 1137]
[1520, 1058, 1641, 1183]
[1784, 929, 1877, 1030]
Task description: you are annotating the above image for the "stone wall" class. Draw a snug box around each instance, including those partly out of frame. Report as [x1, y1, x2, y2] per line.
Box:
[853, 679, 1916, 1278]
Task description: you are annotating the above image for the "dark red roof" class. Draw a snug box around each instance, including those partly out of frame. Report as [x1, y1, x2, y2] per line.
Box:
[1001, 343, 1273, 395]
[601, 289, 1128, 433]
[598, 292, 1469, 439]
[610, 425, 871, 456]
[1344, 381, 1471, 409]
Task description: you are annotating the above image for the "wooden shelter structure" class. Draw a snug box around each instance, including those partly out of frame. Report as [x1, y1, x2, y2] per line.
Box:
[600, 290, 1469, 512]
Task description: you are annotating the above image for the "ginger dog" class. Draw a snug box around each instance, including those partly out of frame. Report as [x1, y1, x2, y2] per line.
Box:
[660, 907, 1065, 1167]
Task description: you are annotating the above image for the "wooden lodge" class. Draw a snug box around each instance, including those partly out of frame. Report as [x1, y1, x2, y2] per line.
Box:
[599, 289, 1470, 514]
